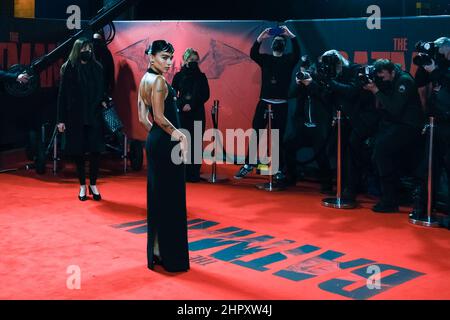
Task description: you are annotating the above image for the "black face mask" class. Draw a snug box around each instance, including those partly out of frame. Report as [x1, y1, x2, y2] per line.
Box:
[80, 51, 93, 62]
[272, 39, 286, 53]
[187, 61, 199, 69]
[378, 80, 394, 92]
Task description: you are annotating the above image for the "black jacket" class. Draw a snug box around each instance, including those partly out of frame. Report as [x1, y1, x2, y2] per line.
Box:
[250, 38, 300, 100]
[172, 65, 210, 122]
[430, 67, 450, 121]
[57, 60, 105, 155]
[308, 64, 380, 135]
[290, 71, 333, 130]
[375, 68, 424, 129]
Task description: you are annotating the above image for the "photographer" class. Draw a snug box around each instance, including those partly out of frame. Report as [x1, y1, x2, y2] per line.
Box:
[234, 25, 300, 181]
[298, 50, 376, 198]
[411, 37, 450, 219]
[284, 56, 333, 192]
[363, 59, 424, 213]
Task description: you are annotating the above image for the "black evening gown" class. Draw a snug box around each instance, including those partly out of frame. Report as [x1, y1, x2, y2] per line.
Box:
[146, 69, 190, 272]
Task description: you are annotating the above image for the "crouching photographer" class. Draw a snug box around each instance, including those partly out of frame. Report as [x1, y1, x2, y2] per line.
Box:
[363, 59, 424, 213]
[284, 55, 333, 191]
[411, 37, 450, 220]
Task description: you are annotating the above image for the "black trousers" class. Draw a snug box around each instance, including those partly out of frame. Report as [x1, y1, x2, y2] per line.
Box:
[180, 114, 205, 180]
[244, 100, 288, 172]
[372, 123, 421, 204]
[344, 125, 378, 196]
[73, 153, 100, 186]
[285, 122, 332, 185]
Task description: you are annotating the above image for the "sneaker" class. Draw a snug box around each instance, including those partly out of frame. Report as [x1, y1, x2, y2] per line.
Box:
[274, 171, 286, 181]
[372, 201, 399, 213]
[234, 165, 254, 179]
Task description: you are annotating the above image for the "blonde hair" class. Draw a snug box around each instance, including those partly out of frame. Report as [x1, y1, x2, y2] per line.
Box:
[183, 48, 199, 64]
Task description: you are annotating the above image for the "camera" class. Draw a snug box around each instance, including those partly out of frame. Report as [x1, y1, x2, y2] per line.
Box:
[317, 54, 339, 80]
[296, 55, 312, 81]
[413, 41, 438, 67]
[268, 26, 284, 37]
[296, 71, 311, 81]
[358, 65, 377, 86]
[300, 55, 311, 69]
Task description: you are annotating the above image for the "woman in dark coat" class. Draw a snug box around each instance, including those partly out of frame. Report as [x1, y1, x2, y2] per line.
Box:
[172, 48, 210, 182]
[57, 38, 106, 201]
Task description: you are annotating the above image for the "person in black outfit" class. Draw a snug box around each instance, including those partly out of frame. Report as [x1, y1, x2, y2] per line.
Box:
[411, 37, 450, 219]
[57, 38, 107, 201]
[363, 59, 424, 213]
[295, 51, 377, 197]
[285, 58, 333, 192]
[235, 25, 300, 180]
[172, 48, 210, 182]
[138, 40, 190, 272]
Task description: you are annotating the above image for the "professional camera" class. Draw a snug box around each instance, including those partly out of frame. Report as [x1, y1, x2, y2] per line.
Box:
[413, 41, 438, 67]
[357, 65, 377, 86]
[300, 55, 311, 69]
[317, 54, 339, 80]
[296, 55, 313, 81]
[296, 71, 311, 81]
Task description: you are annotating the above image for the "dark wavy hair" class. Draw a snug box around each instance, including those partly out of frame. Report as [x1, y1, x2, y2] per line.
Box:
[145, 40, 174, 56]
[374, 59, 396, 73]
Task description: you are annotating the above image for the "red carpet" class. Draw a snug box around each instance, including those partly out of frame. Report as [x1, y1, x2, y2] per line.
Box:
[0, 164, 449, 300]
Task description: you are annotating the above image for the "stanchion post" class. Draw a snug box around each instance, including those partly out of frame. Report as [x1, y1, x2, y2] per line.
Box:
[53, 131, 58, 175]
[201, 100, 228, 183]
[123, 133, 128, 174]
[256, 104, 284, 191]
[322, 109, 356, 209]
[410, 116, 440, 227]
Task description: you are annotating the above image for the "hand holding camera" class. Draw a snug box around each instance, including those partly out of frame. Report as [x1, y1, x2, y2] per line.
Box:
[423, 59, 437, 73]
[279, 26, 295, 38]
[257, 28, 272, 43]
[296, 71, 312, 86]
[363, 79, 379, 94]
[16, 72, 30, 84]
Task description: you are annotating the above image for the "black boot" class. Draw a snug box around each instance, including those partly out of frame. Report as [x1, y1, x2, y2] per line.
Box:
[373, 176, 399, 213]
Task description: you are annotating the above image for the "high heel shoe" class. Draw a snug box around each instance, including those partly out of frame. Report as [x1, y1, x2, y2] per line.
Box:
[153, 255, 162, 266]
[88, 185, 102, 201]
[78, 185, 87, 201]
[149, 254, 162, 270]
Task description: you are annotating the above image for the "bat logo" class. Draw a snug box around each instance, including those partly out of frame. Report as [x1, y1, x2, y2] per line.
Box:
[115, 38, 251, 82]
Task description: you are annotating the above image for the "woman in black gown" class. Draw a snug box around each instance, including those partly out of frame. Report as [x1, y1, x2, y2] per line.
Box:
[138, 40, 190, 272]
